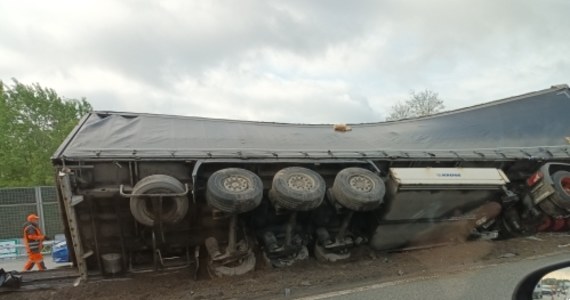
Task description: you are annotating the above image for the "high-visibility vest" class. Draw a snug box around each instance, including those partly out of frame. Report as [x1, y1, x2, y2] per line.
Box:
[23, 222, 43, 254]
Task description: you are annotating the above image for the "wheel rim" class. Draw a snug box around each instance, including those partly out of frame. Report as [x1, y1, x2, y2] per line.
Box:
[287, 174, 315, 191]
[223, 175, 249, 192]
[349, 175, 374, 193]
[561, 177, 570, 196]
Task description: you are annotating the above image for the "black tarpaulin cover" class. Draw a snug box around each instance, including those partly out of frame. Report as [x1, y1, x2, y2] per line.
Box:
[53, 85, 570, 161]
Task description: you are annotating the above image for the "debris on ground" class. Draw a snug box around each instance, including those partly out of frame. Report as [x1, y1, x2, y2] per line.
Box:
[525, 236, 544, 242]
[73, 277, 81, 287]
[6, 233, 570, 300]
[0, 268, 22, 290]
[497, 252, 518, 259]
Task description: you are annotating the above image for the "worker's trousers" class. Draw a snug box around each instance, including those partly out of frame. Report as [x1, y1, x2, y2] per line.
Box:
[23, 252, 47, 271]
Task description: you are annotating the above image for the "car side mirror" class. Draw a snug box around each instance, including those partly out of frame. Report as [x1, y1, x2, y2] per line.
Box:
[513, 261, 570, 300]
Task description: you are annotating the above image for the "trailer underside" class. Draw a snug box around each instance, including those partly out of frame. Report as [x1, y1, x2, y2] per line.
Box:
[51, 85, 570, 278]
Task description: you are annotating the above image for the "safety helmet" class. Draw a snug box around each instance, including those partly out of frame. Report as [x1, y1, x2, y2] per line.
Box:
[27, 213, 39, 222]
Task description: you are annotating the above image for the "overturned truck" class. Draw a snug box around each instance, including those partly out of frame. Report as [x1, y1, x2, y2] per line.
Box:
[52, 84, 570, 279]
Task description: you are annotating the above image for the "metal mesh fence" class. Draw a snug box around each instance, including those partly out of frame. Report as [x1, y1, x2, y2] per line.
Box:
[0, 188, 36, 205]
[40, 186, 64, 237]
[0, 202, 36, 239]
[43, 202, 64, 237]
[40, 186, 58, 203]
[0, 186, 63, 240]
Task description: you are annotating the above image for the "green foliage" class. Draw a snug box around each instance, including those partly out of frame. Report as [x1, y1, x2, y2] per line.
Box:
[386, 89, 445, 121]
[0, 79, 91, 187]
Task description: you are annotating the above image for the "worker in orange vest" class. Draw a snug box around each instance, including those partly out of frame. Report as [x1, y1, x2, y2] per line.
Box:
[23, 214, 47, 271]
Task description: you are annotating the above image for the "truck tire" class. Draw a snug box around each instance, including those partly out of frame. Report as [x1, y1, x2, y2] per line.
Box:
[206, 168, 263, 213]
[130, 175, 189, 227]
[540, 171, 570, 216]
[553, 171, 570, 202]
[332, 167, 385, 211]
[269, 167, 325, 211]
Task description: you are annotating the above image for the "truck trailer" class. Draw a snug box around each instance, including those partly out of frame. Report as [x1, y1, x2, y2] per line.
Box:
[51, 84, 570, 279]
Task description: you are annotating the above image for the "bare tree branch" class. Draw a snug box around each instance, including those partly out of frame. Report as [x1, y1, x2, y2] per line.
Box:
[386, 89, 445, 121]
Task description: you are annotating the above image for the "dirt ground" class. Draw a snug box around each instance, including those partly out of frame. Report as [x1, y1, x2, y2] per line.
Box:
[5, 233, 570, 300]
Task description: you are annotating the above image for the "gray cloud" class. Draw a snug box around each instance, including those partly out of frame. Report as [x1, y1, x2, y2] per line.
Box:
[0, 0, 568, 123]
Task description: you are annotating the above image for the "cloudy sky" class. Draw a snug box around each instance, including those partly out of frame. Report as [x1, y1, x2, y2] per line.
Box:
[1, 0, 569, 123]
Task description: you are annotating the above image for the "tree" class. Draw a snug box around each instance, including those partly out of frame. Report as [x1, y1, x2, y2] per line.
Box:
[0, 79, 92, 187]
[386, 89, 445, 121]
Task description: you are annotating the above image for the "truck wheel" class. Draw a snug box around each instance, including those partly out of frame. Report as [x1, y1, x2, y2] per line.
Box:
[207, 168, 263, 213]
[332, 167, 385, 211]
[269, 167, 325, 211]
[553, 171, 570, 202]
[130, 175, 189, 227]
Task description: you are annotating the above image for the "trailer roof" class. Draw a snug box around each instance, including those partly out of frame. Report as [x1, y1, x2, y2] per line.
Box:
[53, 85, 570, 161]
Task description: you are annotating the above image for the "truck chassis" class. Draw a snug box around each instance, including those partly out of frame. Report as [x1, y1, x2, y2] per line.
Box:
[51, 84, 570, 279]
